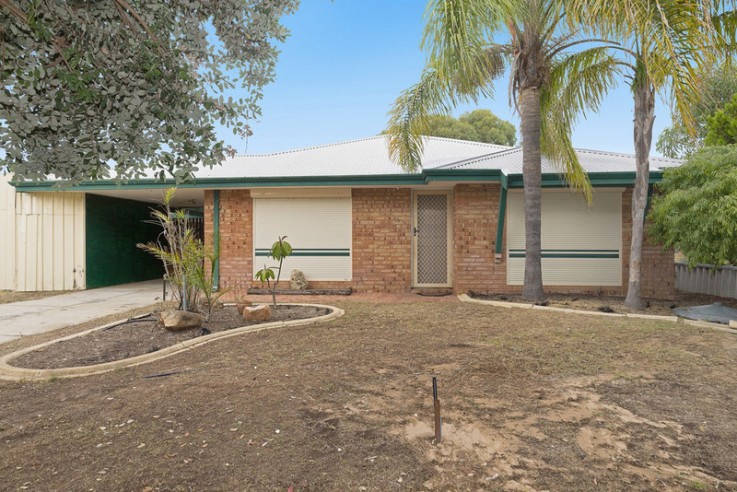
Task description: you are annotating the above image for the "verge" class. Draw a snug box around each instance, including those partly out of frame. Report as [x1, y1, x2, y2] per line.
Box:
[0, 303, 344, 381]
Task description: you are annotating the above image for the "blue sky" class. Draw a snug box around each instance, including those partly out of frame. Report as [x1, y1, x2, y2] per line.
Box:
[220, 0, 673, 156]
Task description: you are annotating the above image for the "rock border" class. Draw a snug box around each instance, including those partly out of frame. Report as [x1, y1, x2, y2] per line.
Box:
[0, 303, 344, 381]
[458, 293, 737, 335]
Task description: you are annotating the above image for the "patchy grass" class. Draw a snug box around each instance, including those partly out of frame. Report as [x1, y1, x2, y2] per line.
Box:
[0, 290, 71, 304]
[1, 300, 736, 491]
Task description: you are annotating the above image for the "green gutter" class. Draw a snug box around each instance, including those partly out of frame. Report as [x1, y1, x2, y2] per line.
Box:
[12, 168, 505, 192]
[213, 190, 220, 290]
[495, 185, 507, 255]
[13, 168, 663, 193]
[505, 171, 664, 188]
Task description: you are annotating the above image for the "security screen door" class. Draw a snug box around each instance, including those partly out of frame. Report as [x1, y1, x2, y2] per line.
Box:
[413, 192, 451, 287]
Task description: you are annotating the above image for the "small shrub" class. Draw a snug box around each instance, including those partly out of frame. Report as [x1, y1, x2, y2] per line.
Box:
[255, 236, 292, 307]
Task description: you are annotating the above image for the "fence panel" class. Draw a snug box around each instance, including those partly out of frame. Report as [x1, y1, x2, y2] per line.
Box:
[675, 263, 737, 298]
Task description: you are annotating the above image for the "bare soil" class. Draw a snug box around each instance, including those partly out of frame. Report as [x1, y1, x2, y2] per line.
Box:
[469, 290, 737, 316]
[1, 300, 737, 491]
[13, 304, 328, 369]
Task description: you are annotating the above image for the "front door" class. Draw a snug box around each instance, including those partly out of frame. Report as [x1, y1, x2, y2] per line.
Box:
[413, 191, 452, 287]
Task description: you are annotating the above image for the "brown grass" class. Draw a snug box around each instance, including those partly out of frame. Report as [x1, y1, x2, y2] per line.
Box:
[0, 290, 70, 304]
[1, 300, 736, 491]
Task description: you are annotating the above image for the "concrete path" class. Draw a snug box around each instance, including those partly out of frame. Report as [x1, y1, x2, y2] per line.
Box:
[0, 280, 165, 344]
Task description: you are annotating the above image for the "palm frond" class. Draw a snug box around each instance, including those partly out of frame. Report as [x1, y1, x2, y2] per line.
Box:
[540, 48, 623, 200]
[386, 46, 507, 171]
[422, 0, 513, 94]
[385, 68, 454, 172]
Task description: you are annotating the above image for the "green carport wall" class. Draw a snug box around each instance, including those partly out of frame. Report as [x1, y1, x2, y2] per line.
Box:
[85, 194, 164, 288]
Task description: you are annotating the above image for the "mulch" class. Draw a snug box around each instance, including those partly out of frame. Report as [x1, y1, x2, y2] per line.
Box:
[13, 304, 328, 370]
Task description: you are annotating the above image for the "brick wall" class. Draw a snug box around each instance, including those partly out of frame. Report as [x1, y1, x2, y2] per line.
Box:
[202, 185, 673, 299]
[453, 184, 507, 293]
[450, 185, 675, 299]
[206, 188, 413, 294]
[204, 189, 253, 293]
[621, 188, 675, 299]
[351, 188, 412, 293]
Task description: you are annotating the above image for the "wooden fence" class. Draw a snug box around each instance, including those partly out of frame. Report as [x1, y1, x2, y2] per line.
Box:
[675, 263, 737, 299]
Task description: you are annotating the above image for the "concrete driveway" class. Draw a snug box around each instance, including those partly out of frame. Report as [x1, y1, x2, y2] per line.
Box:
[0, 280, 165, 344]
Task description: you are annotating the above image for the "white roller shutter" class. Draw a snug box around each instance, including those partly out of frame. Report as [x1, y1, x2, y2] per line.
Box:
[507, 189, 622, 286]
[253, 195, 352, 281]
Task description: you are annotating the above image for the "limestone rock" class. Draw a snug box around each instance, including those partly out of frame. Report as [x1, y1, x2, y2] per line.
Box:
[243, 304, 272, 322]
[161, 310, 204, 331]
[235, 299, 252, 315]
[290, 269, 309, 290]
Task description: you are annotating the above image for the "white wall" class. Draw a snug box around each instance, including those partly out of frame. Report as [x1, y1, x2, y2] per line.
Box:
[507, 189, 622, 286]
[0, 175, 16, 290]
[252, 189, 352, 282]
[0, 176, 86, 291]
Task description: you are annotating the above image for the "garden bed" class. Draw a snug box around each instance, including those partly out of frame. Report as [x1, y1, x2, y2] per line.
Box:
[467, 290, 737, 316]
[12, 304, 329, 370]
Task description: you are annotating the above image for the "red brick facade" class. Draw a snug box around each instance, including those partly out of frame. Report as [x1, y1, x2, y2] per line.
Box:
[204, 189, 253, 292]
[621, 188, 676, 299]
[204, 185, 675, 299]
[351, 188, 412, 293]
[453, 184, 506, 293]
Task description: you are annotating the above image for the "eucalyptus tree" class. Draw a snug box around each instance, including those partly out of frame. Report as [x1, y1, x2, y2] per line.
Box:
[0, 0, 298, 182]
[385, 0, 619, 301]
[570, 0, 732, 308]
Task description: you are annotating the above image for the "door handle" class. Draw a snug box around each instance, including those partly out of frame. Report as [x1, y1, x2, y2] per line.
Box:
[413, 227, 419, 236]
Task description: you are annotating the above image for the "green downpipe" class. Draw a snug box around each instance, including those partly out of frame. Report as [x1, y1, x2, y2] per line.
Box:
[495, 186, 507, 254]
[213, 190, 220, 290]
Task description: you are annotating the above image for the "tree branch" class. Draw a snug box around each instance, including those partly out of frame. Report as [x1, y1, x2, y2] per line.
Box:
[0, 0, 26, 24]
[113, 0, 161, 48]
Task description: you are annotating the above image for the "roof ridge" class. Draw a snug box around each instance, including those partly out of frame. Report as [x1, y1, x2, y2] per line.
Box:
[575, 147, 682, 163]
[420, 135, 512, 149]
[440, 146, 522, 170]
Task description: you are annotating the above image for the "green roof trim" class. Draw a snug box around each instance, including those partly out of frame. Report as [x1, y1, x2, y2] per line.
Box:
[11, 169, 663, 192]
[505, 171, 664, 188]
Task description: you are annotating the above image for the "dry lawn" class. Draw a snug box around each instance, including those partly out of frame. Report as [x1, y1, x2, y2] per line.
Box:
[1, 300, 736, 491]
[0, 290, 70, 305]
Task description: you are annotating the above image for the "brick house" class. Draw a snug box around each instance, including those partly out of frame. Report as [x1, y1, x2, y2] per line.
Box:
[6, 136, 677, 298]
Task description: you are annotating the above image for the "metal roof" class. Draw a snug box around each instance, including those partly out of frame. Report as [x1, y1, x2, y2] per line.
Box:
[196, 136, 511, 178]
[437, 147, 681, 174]
[195, 136, 681, 179]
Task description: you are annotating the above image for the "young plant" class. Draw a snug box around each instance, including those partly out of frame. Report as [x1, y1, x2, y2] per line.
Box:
[254, 236, 292, 307]
[138, 188, 202, 312]
[191, 233, 230, 321]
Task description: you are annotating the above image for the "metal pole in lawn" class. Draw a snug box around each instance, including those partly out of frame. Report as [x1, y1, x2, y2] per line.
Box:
[433, 376, 442, 443]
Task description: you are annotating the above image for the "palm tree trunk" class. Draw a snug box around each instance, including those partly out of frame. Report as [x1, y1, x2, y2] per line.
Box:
[520, 86, 545, 301]
[624, 78, 655, 309]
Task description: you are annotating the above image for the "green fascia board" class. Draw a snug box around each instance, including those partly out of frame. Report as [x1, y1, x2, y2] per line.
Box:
[495, 186, 507, 255]
[12, 169, 505, 192]
[505, 171, 664, 188]
[12, 169, 658, 192]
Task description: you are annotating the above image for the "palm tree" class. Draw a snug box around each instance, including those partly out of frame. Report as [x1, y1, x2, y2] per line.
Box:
[386, 0, 619, 301]
[569, 1, 731, 308]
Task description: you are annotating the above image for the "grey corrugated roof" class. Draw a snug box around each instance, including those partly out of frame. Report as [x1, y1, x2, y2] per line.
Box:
[194, 135, 681, 179]
[196, 136, 511, 178]
[443, 147, 681, 174]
